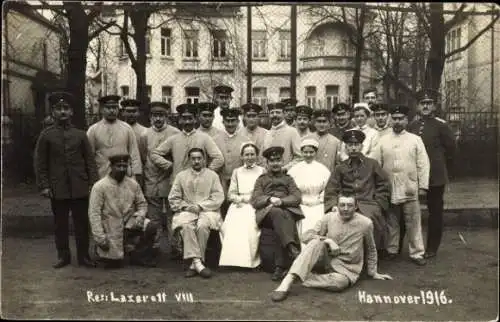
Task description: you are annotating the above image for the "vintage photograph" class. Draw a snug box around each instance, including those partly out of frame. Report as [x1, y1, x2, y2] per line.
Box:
[1, 1, 498, 320]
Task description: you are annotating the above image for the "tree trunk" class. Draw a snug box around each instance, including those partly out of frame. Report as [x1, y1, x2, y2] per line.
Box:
[352, 36, 364, 103]
[130, 11, 150, 126]
[65, 4, 90, 130]
[424, 3, 446, 93]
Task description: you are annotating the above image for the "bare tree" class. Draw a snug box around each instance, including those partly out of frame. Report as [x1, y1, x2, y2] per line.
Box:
[35, 1, 115, 129]
[409, 3, 499, 92]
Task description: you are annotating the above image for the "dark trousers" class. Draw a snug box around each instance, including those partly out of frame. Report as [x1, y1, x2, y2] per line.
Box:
[426, 185, 445, 253]
[124, 222, 160, 263]
[50, 198, 90, 262]
[259, 207, 300, 268]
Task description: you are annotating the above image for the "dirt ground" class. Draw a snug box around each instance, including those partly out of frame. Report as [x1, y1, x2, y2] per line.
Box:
[1, 227, 498, 321]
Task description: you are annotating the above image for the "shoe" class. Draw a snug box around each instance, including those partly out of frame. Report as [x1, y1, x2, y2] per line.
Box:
[385, 253, 398, 260]
[271, 267, 287, 281]
[423, 251, 436, 259]
[199, 267, 212, 279]
[185, 269, 197, 278]
[78, 257, 96, 268]
[53, 258, 71, 269]
[270, 291, 289, 302]
[287, 244, 300, 260]
[411, 257, 427, 266]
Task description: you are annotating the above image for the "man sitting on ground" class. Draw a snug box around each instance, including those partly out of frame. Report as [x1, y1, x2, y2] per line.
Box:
[270, 193, 392, 302]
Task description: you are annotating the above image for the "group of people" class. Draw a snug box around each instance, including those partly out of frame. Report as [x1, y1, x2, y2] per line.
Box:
[34, 84, 456, 302]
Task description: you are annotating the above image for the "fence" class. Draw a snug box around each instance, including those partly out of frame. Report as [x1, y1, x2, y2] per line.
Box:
[444, 111, 499, 179]
[2, 3, 499, 184]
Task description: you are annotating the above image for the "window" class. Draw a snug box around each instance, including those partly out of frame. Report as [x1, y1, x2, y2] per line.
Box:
[212, 30, 227, 59]
[456, 78, 462, 107]
[145, 30, 151, 55]
[447, 27, 462, 55]
[279, 30, 291, 60]
[183, 30, 199, 58]
[146, 85, 152, 103]
[185, 87, 200, 104]
[343, 39, 354, 56]
[279, 87, 291, 101]
[161, 86, 173, 106]
[161, 28, 172, 57]
[118, 39, 126, 57]
[309, 38, 325, 57]
[252, 87, 268, 107]
[306, 86, 317, 109]
[325, 85, 339, 109]
[121, 86, 130, 99]
[252, 31, 267, 59]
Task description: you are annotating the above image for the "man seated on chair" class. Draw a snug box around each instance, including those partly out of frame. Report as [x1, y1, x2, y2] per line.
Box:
[88, 153, 160, 269]
[251, 146, 304, 281]
[270, 193, 393, 302]
[168, 147, 225, 278]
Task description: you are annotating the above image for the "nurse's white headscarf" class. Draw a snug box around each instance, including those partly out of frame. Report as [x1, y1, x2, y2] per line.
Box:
[300, 138, 319, 150]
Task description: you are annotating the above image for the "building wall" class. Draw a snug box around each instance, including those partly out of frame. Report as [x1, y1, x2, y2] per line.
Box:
[111, 5, 375, 112]
[442, 3, 499, 112]
[4, 8, 62, 114]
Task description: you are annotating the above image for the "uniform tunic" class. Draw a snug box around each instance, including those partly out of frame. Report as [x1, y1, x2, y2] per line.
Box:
[87, 119, 142, 178]
[291, 211, 377, 286]
[307, 132, 341, 172]
[250, 172, 305, 226]
[199, 125, 224, 139]
[88, 175, 148, 260]
[140, 125, 181, 197]
[150, 130, 224, 183]
[130, 122, 148, 149]
[408, 117, 456, 187]
[213, 130, 251, 194]
[35, 124, 99, 199]
[168, 167, 225, 229]
[262, 120, 303, 171]
[329, 123, 351, 141]
[374, 130, 430, 204]
[296, 127, 312, 138]
[323, 155, 390, 249]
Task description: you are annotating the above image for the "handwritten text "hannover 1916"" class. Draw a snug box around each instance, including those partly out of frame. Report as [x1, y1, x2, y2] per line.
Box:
[358, 290, 453, 306]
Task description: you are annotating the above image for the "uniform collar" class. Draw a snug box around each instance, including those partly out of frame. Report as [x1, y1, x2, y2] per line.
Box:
[348, 155, 365, 166]
[271, 120, 287, 130]
[183, 129, 196, 136]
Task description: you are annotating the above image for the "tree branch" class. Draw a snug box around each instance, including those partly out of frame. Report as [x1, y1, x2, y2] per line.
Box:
[120, 11, 137, 67]
[445, 13, 499, 58]
[411, 3, 432, 38]
[89, 20, 116, 41]
[444, 3, 467, 32]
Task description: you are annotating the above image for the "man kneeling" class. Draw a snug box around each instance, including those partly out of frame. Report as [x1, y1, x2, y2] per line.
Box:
[168, 148, 225, 278]
[89, 153, 160, 269]
[271, 193, 392, 302]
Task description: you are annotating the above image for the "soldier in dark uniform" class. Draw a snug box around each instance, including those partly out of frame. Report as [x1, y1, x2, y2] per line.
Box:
[34, 91, 99, 269]
[408, 89, 456, 259]
[324, 129, 390, 256]
[251, 146, 304, 281]
[329, 103, 353, 141]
